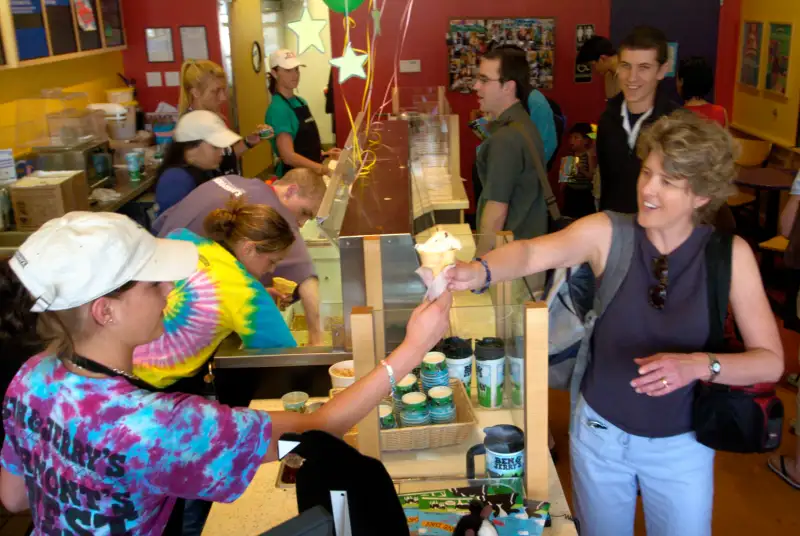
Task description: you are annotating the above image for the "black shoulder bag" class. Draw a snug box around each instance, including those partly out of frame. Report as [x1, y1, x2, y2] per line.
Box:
[692, 232, 784, 453]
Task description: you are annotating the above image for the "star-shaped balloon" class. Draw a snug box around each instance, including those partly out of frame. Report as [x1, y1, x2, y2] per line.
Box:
[371, 8, 382, 36]
[329, 43, 368, 84]
[288, 7, 328, 55]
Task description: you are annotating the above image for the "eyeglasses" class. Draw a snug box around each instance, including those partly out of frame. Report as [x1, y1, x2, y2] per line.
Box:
[476, 75, 503, 84]
[649, 255, 668, 310]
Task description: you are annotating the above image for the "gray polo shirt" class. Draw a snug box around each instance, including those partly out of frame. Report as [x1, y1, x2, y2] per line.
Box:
[476, 102, 548, 241]
[152, 175, 317, 289]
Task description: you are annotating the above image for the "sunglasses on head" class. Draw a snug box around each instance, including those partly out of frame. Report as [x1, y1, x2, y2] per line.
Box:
[649, 255, 668, 310]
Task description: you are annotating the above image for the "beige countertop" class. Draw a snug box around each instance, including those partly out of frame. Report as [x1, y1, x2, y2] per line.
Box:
[203, 398, 577, 536]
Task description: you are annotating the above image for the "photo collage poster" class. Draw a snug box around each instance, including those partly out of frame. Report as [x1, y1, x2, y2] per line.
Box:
[448, 18, 556, 93]
[766, 23, 792, 96]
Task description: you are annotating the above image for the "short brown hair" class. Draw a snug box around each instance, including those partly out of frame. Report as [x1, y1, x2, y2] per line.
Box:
[637, 110, 738, 223]
[274, 168, 327, 201]
[619, 26, 669, 65]
[204, 196, 295, 253]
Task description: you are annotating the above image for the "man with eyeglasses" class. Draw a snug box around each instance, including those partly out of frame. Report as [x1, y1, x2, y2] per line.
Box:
[596, 26, 680, 214]
[152, 168, 327, 347]
[473, 47, 549, 257]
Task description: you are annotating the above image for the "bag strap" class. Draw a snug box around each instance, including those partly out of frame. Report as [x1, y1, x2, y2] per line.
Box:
[594, 211, 636, 317]
[705, 231, 734, 352]
[508, 121, 562, 222]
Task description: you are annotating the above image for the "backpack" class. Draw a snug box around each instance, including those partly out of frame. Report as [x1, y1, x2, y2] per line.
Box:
[545, 97, 566, 171]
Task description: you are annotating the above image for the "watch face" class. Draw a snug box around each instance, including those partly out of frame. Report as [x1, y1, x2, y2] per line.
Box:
[711, 362, 722, 373]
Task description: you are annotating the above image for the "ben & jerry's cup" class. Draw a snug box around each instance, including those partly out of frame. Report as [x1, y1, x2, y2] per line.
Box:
[281, 391, 309, 413]
[443, 337, 473, 396]
[475, 337, 505, 409]
[379, 404, 398, 429]
[427, 386, 454, 407]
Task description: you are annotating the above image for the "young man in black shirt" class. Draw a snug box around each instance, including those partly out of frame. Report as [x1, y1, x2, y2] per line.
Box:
[596, 27, 680, 214]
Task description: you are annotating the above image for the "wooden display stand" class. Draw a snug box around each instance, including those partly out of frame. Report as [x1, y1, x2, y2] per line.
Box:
[350, 231, 551, 500]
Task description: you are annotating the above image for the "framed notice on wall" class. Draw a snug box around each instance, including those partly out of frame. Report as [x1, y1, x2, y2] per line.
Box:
[180, 26, 209, 61]
[739, 21, 763, 88]
[146, 28, 175, 63]
[447, 18, 556, 93]
[766, 23, 792, 97]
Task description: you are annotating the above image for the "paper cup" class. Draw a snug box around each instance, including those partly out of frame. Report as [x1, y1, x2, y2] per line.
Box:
[508, 356, 525, 407]
[422, 352, 448, 374]
[379, 404, 397, 429]
[445, 355, 473, 396]
[401, 392, 428, 413]
[396, 374, 419, 397]
[281, 391, 309, 413]
[329, 360, 355, 389]
[428, 386, 454, 407]
[476, 358, 505, 409]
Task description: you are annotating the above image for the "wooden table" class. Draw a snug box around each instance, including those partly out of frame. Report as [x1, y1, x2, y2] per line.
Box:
[734, 167, 794, 238]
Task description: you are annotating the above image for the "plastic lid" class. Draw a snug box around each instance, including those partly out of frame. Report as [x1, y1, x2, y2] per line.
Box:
[474, 337, 505, 360]
[442, 337, 473, 359]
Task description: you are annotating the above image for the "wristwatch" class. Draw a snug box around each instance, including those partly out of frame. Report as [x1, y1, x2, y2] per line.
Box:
[707, 352, 721, 382]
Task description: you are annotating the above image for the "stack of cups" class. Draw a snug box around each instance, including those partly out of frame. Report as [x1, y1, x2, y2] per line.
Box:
[420, 351, 450, 394]
[507, 336, 525, 408]
[400, 392, 431, 427]
[428, 386, 456, 424]
[442, 337, 473, 397]
[475, 337, 506, 409]
[379, 404, 398, 429]
[394, 373, 419, 412]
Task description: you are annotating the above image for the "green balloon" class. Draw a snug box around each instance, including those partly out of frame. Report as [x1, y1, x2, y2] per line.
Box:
[324, 0, 367, 14]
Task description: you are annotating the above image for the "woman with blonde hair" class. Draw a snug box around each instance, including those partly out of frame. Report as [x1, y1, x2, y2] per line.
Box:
[447, 110, 783, 536]
[179, 59, 273, 177]
[0, 211, 451, 535]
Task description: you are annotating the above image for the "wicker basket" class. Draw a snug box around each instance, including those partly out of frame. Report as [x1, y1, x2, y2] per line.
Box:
[330, 378, 477, 452]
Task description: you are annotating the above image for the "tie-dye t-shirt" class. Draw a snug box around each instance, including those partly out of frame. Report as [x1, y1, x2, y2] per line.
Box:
[133, 229, 296, 388]
[1, 353, 272, 535]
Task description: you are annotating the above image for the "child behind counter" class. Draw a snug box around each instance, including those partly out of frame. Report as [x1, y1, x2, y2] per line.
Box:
[559, 123, 598, 220]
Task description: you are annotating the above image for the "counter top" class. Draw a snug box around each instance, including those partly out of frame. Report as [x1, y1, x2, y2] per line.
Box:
[340, 121, 412, 237]
[202, 399, 577, 536]
[92, 169, 157, 213]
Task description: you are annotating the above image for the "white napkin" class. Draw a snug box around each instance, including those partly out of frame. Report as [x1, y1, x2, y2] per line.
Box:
[415, 264, 453, 300]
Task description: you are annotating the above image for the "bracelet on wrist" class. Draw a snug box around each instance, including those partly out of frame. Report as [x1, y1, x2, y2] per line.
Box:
[472, 257, 492, 295]
[380, 359, 396, 395]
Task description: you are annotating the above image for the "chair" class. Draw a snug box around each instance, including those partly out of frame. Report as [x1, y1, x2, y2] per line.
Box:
[735, 138, 773, 168]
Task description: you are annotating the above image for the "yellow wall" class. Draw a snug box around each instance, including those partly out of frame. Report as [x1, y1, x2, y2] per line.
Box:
[230, 0, 272, 177]
[733, 0, 800, 147]
[283, 0, 333, 146]
[0, 52, 125, 152]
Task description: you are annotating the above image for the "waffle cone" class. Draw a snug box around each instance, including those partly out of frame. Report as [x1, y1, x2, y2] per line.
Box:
[419, 250, 456, 277]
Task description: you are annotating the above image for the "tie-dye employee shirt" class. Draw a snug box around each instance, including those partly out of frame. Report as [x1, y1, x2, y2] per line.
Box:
[1, 353, 272, 535]
[133, 229, 296, 388]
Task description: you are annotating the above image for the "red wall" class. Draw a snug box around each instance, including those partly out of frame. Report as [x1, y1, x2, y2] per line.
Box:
[330, 1, 611, 209]
[715, 0, 741, 115]
[121, 1, 223, 113]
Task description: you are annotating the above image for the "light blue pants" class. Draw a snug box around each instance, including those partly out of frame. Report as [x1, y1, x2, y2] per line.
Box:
[570, 396, 715, 536]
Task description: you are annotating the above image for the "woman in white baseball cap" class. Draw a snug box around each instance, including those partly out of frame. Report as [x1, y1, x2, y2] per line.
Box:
[265, 49, 341, 178]
[155, 110, 246, 215]
[0, 211, 453, 536]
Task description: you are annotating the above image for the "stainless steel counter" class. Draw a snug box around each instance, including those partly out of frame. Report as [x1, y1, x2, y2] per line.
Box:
[213, 334, 351, 369]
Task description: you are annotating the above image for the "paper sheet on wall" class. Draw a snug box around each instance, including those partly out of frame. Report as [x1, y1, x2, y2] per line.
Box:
[146, 72, 163, 88]
[165, 72, 181, 87]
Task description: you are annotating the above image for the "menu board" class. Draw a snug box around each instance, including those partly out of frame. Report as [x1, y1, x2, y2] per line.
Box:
[45, 0, 79, 56]
[75, 0, 101, 51]
[11, 0, 49, 61]
[101, 0, 124, 47]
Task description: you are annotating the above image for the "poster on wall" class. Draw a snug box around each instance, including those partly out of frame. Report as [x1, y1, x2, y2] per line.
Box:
[766, 23, 792, 96]
[448, 18, 556, 93]
[739, 21, 763, 87]
[448, 20, 488, 93]
[665, 42, 679, 78]
[575, 24, 595, 83]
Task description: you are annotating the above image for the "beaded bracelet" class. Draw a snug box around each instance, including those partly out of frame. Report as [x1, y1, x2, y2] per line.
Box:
[380, 359, 396, 395]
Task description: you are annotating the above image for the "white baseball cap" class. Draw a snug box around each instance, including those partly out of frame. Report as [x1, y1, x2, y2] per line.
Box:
[174, 110, 242, 148]
[9, 212, 199, 312]
[269, 49, 306, 71]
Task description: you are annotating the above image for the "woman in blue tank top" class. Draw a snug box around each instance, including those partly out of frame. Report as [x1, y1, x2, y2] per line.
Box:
[447, 110, 784, 536]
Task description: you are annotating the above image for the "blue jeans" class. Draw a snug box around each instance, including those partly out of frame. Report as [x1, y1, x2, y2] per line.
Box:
[570, 396, 715, 536]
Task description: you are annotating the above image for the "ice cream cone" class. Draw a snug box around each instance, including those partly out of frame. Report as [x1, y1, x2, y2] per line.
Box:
[419, 249, 456, 277]
[273, 277, 298, 296]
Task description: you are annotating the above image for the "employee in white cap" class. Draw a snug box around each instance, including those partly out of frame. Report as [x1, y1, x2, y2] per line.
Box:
[155, 110, 243, 215]
[265, 49, 340, 178]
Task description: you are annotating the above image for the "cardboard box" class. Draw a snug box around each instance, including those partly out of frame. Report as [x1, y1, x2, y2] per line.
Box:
[10, 170, 89, 230]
